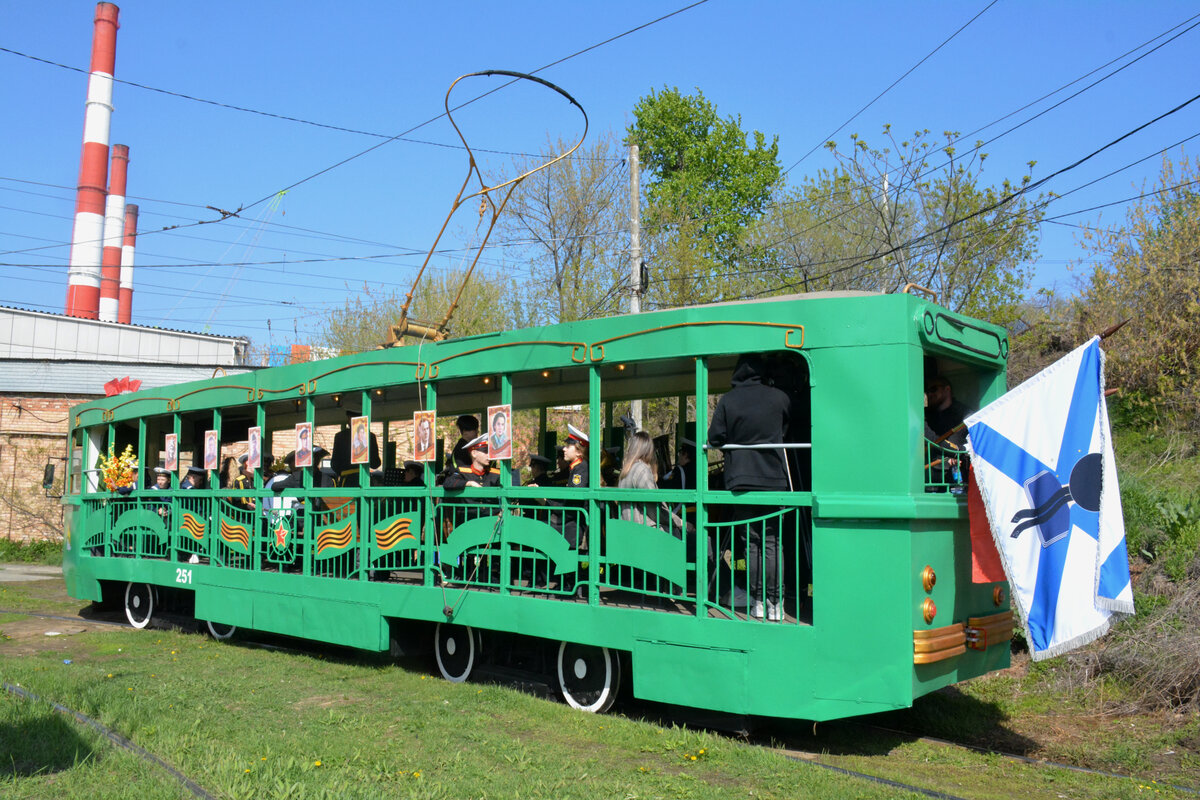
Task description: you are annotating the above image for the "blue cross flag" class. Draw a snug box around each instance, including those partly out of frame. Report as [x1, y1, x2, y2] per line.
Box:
[965, 337, 1134, 660]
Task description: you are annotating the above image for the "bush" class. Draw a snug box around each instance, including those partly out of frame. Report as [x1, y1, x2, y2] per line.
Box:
[0, 538, 63, 566]
[1096, 563, 1200, 710]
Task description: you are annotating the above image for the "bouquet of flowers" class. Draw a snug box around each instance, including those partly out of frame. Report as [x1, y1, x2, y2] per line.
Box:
[98, 444, 138, 491]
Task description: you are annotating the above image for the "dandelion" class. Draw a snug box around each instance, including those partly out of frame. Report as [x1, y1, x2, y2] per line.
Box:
[413, 771, 422, 778]
[106, 673, 113, 678]
[261, 757, 267, 761]
[314, 760, 322, 767]
[244, 769, 251, 773]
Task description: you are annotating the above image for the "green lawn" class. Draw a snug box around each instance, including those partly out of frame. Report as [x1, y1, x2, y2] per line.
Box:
[2, 578, 1195, 799]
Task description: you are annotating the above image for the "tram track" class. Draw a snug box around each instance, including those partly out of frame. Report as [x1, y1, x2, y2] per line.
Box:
[4, 606, 1195, 798]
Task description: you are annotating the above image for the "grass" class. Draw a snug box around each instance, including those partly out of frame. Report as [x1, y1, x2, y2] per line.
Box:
[2, 580, 1197, 799]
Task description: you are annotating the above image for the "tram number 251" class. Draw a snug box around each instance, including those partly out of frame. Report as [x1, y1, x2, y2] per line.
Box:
[175, 568, 193, 585]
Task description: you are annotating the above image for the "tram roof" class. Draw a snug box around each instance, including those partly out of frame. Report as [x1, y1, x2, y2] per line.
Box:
[71, 290, 1007, 426]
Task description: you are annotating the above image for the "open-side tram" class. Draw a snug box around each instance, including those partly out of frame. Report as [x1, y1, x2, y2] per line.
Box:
[61, 290, 1014, 719]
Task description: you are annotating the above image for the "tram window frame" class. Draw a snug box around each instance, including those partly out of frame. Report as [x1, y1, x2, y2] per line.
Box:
[597, 356, 701, 488]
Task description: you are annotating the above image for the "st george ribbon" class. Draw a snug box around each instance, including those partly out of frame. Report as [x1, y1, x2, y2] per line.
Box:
[965, 337, 1134, 660]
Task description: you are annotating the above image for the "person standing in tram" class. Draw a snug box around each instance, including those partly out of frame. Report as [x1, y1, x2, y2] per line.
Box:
[180, 465, 207, 490]
[232, 454, 255, 510]
[549, 424, 589, 549]
[447, 415, 480, 473]
[707, 353, 791, 621]
[524, 454, 553, 487]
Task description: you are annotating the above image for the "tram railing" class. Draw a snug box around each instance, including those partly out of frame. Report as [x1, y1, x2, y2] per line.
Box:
[77, 484, 814, 626]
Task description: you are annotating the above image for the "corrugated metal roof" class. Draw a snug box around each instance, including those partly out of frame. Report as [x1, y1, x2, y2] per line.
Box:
[0, 306, 249, 364]
[1, 359, 258, 395]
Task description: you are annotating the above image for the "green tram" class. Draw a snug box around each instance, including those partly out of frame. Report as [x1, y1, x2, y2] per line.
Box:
[61, 291, 1015, 721]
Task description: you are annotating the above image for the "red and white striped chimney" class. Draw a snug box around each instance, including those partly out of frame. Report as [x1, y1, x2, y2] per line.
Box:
[118, 202, 138, 323]
[99, 143, 128, 322]
[65, 2, 119, 319]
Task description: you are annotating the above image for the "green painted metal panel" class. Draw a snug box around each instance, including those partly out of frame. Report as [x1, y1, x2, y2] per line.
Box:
[604, 519, 687, 587]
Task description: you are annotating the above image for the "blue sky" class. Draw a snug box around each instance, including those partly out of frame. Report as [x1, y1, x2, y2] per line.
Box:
[2, 1, 1196, 350]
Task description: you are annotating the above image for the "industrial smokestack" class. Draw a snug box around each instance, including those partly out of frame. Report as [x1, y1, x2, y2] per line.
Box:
[65, 2, 119, 319]
[118, 202, 138, 323]
[99, 143, 128, 322]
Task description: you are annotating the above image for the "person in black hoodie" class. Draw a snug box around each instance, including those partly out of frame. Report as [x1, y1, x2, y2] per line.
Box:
[707, 353, 791, 621]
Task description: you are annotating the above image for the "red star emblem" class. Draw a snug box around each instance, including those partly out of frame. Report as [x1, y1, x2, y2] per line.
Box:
[274, 524, 288, 548]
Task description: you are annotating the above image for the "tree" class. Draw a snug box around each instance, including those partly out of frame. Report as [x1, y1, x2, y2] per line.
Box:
[497, 133, 630, 324]
[626, 87, 781, 304]
[750, 127, 1043, 327]
[1076, 154, 1200, 431]
[316, 269, 522, 356]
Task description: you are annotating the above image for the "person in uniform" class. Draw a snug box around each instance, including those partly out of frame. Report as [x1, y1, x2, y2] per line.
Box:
[150, 465, 171, 491]
[548, 424, 589, 549]
[708, 353, 791, 621]
[447, 414, 480, 473]
[524, 454, 553, 487]
[400, 460, 424, 487]
[549, 445, 570, 486]
[180, 465, 207, 490]
[232, 454, 255, 510]
[443, 434, 499, 520]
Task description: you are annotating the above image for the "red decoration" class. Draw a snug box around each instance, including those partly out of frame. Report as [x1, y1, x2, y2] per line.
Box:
[103, 376, 142, 396]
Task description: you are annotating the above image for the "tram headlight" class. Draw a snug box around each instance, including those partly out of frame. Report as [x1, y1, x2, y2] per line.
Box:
[993, 586, 1005, 606]
[922, 597, 937, 624]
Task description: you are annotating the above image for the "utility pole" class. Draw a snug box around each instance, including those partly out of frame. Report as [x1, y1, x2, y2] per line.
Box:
[628, 144, 643, 430]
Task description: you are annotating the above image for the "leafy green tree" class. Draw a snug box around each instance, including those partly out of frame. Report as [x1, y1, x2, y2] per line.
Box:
[316, 269, 521, 355]
[626, 86, 781, 304]
[751, 127, 1042, 327]
[1077, 154, 1200, 431]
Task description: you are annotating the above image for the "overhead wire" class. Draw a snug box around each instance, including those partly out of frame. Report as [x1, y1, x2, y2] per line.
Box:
[784, 0, 1000, 174]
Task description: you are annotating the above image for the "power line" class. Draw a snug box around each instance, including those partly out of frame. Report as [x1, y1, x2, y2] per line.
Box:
[784, 0, 999, 174]
[234, 0, 709, 214]
[0, 45, 623, 164]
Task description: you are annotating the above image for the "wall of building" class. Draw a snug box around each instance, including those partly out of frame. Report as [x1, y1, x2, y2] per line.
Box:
[0, 395, 77, 543]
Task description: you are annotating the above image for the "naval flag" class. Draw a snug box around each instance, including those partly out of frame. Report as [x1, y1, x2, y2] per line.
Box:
[965, 337, 1134, 660]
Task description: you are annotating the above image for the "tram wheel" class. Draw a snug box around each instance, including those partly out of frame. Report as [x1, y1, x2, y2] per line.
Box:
[204, 620, 237, 641]
[434, 623, 478, 683]
[124, 582, 155, 629]
[556, 641, 621, 713]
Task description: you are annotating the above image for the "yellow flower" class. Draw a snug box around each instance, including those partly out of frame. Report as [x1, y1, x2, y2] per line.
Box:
[244, 769, 251, 773]
[314, 760, 322, 767]
[413, 771, 422, 778]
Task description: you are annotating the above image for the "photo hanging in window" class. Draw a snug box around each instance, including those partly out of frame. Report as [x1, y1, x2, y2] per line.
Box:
[487, 404, 513, 461]
[350, 416, 370, 465]
[164, 433, 178, 472]
[295, 422, 313, 468]
[413, 410, 436, 462]
[203, 430, 219, 471]
[247, 426, 262, 470]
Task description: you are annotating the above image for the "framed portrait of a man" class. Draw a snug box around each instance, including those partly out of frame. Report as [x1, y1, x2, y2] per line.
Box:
[164, 433, 178, 472]
[247, 426, 262, 470]
[487, 404, 513, 461]
[203, 430, 218, 471]
[295, 422, 313, 468]
[413, 410, 436, 462]
[350, 416, 370, 465]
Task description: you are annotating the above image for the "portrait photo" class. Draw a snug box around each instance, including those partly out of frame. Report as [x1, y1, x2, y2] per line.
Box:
[203, 430, 218, 471]
[247, 426, 262, 470]
[295, 422, 313, 468]
[350, 416, 370, 464]
[413, 410, 436, 462]
[487, 404, 513, 461]
[164, 433, 178, 472]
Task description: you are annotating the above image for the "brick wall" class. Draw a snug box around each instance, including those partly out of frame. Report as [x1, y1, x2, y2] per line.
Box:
[0, 394, 82, 543]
